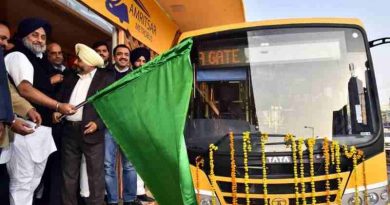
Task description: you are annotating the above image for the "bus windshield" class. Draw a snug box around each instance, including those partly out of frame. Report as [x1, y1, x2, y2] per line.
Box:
[192, 26, 379, 146]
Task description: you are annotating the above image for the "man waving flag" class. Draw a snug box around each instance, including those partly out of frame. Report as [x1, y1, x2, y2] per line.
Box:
[88, 39, 197, 205]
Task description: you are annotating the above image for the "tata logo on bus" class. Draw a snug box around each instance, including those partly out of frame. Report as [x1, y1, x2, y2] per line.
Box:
[266, 156, 291, 163]
[105, 0, 129, 23]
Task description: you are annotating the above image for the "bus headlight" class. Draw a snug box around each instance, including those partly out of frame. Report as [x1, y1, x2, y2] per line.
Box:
[196, 191, 220, 205]
[368, 192, 379, 204]
[380, 191, 388, 201]
[343, 185, 388, 205]
[200, 198, 212, 205]
[348, 196, 362, 205]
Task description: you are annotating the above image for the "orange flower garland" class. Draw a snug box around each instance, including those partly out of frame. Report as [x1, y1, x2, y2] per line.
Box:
[332, 141, 342, 205]
[322, 138, 331, 205]
[247, 132, 252, 152]
[261, 133, 269, 205]
[330, 140, 335, 165]
[229, 132, 238, 205]
[285, 134, 299, 205]
[243, 132, 250, 205]
[195, 156, 204, 204]
[209, 144, 218, 205]
[307, 138, 317, 205]
[298, 138, 307, 205]
[344, 145, 360, 205]
[361, 153, 368, 205]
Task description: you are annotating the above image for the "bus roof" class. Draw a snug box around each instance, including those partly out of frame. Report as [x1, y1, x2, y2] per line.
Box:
[179, 18, 364, 42]
[156, 0, 246, 32]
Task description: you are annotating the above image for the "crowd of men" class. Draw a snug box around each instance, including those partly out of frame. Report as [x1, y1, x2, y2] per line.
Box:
[0, 17, 154, 205]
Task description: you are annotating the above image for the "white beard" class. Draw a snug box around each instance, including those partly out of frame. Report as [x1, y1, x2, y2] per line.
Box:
[22, 38, 46, 55]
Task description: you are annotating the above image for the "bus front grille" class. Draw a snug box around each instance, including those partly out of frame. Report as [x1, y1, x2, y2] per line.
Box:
[213, 172, 348, 205]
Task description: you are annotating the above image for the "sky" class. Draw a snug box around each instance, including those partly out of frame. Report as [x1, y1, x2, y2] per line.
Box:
[244, 0, 390, 108]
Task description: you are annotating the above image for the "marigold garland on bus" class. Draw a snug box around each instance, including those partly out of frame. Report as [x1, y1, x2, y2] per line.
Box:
[284, 134, 300, 205]
[242, 132, 250, 205]
[261, 133, 269, 205]
[330, 140, 335, 165]
[352, 149, 359, 205]
[247, 132, 252, 152]
[322, 137, 331, 205]
[307, 138, 317, 205]
[209, 144, 218, 205]
[343, 145, 360, 205]
[298, 138, 307, 205]
[333, 141, 342, 205]
[361, 154, 368, 205]
[229, 132, 238, 205]
[195, 156, 204, 204]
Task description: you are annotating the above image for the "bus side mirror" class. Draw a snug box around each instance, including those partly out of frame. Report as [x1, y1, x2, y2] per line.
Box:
[369, 37, 390, 48]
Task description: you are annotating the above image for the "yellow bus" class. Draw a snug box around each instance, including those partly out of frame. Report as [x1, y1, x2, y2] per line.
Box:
[182, 18, 389, 205]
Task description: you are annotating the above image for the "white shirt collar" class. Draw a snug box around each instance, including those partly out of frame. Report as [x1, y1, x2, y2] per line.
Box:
[53, 64, 66, 72]
[77, 68, 97, 80]
[114, 65, 129, 73]
[104, 61, 110, 67]
[36, 53, 43, 59]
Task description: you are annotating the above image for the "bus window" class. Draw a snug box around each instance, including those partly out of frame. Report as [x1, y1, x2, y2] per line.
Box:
[192, 69, 255, 123]
[191, 26, 379, 145]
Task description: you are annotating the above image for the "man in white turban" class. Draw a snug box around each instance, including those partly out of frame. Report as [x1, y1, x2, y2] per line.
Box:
[53, 43, 114, 205]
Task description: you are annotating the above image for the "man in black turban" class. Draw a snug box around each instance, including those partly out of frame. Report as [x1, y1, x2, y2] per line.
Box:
[14, 18, 51, 41]
[129, 46, 155, 203]
[7, 17, 75, 121]
[130, 47, 150, 70]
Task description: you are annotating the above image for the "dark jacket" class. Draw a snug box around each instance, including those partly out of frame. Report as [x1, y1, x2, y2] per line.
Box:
[7, 42, 54, 126]
[109, 64, 131, 81]
[46, 63, 74, 94]
[0, 48, 13, 124]
[57, 68, 114, 144]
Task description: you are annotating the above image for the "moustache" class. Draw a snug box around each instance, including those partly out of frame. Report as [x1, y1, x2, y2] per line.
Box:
[32, 42, 44, 47]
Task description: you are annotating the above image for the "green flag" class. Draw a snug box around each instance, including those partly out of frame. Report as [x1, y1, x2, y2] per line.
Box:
[88, 39, 197, 205]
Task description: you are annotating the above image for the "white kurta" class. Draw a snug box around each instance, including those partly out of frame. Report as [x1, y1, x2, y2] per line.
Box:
[5, 51, 41, 86]
[0, 121, 56, 205]
[4, 51, 56, 205]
